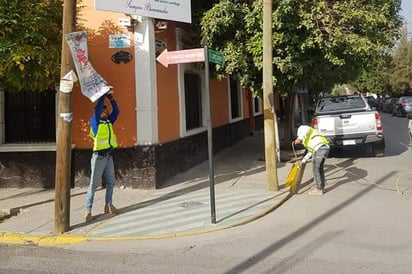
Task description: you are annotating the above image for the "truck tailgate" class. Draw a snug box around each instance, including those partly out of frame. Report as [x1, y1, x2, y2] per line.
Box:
[316, 113, 377, 136]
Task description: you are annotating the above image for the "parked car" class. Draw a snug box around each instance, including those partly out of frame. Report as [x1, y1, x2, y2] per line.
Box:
[366, 96, 377, 109]
[375, 97, 386, 111]
[392, 96, 412, 117]
[383, 98, 398, 113]
[311, 94, 385, 157]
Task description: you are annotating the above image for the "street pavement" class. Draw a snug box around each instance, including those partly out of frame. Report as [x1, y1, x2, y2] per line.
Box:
[0, 130, 309, 246]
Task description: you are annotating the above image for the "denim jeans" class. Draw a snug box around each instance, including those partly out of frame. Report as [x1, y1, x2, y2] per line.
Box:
[85, 153, 115, 212]
[312, 145, 330, 189]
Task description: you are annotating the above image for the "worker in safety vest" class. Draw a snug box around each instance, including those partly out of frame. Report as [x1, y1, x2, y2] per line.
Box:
[85, 91, 119, 222]
[293, 125, 330, 196]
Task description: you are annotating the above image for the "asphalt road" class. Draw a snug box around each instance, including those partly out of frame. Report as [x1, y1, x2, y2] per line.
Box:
[1, 113, 412, 274]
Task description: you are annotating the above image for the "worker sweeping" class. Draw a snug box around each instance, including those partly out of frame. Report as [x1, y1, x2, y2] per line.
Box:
[293, 125, 330, 196]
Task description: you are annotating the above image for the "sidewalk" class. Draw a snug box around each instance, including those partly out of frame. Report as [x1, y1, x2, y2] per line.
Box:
[0, 130, 306, 246]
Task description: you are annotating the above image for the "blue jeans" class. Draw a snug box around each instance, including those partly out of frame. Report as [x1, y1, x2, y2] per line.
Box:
[312, 145, 329, 189]
[85, 153, 115, 212]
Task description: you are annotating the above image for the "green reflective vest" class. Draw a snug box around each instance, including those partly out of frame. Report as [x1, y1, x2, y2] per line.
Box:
[303, 128, 329, 153]
[90, 120, 118, 151]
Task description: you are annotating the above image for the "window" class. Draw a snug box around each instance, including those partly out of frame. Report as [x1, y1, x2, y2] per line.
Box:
[184, 72, 202, 130]
[228, 76, 242, 121]
[176, 27, 205, 136]
[4, 90, 56, 143]
[253, 96, 263, 115]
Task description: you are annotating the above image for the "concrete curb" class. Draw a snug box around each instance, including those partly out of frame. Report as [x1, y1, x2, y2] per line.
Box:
[0, 190, 293, 246]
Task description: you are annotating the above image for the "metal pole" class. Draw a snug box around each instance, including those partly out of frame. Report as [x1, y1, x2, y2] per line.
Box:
[54, 0, 76, 234]
[204, 46, 216, 224]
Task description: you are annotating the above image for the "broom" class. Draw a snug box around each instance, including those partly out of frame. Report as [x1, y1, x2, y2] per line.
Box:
[285, 142, 304, 194]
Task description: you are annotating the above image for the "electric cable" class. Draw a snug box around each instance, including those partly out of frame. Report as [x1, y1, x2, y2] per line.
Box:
[395, 171, 412, 200]
[327, 160, 412, 200]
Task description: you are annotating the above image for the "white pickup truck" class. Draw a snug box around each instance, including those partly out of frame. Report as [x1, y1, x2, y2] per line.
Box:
[311, 94, 385, 157]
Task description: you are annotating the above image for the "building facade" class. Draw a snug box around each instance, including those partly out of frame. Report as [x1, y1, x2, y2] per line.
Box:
[0, 1, 265, 189]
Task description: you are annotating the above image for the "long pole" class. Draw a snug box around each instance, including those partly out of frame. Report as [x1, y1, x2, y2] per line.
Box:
[204, 46, 216, 224]
[54, 0, 76, 234]
[263, 0, 279, 191]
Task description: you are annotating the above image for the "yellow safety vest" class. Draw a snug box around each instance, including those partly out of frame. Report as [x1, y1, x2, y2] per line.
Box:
[303, 128, 329, 153]
[90, 120, 118, 151]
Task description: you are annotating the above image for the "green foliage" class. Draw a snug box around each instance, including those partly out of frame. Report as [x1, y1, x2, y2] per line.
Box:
[353, 55, 392, 95]
[200, 0, 402, 98]
[330, 84, 357, 96]
[389, 23, 412, 94]
[331, 85, 347, 96]
[0, 0, 63, 92]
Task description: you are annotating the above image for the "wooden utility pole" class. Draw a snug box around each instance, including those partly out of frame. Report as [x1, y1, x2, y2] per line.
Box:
[54, 0, 77, 234]
[263, 0, 279, 191]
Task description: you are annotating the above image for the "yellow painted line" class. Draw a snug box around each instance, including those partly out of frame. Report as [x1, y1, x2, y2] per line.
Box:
[0, 232, 87, 246]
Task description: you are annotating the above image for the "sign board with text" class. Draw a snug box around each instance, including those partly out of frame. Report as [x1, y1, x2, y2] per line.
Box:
[109, 34, 131, 48]
[208, 49, 224, 66]
[95, 0, 192, 23]
[156, 48, 204, 67]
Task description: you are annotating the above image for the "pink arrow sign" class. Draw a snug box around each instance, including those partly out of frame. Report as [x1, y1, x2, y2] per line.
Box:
[156, 48, 205, 67]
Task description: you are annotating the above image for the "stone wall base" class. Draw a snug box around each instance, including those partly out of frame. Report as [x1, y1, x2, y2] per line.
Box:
[0, 118, 262, 189]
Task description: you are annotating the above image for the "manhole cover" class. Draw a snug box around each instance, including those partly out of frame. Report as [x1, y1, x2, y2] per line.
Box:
[180, 201, 204, 209]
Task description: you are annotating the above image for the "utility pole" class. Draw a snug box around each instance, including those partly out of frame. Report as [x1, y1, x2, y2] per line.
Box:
[54, 0, 77, 234]
[263, 0, 279, 191]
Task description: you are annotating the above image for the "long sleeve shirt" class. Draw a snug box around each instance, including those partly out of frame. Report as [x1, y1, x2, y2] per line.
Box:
[90, 96, 119, 137]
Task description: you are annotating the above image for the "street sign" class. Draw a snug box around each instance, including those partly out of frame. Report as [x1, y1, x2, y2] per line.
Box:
[156, 48, 204, 67]
[95, 0, 192, 23]
[156, 46, 220, 224]
[208, 49, 224, 66]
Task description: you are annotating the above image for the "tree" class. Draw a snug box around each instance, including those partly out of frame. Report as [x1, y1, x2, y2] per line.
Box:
[200, 0, 402, 141]
[0, 0, 63, 92]
[354, 55, 392, 96]
[389, 22, 412, 94]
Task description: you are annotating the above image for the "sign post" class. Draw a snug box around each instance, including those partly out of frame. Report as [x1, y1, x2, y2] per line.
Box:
[156, 47, 224, 224]
[204, 46, 216, 224]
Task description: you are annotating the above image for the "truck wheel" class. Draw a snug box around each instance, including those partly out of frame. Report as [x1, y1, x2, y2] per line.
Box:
[372, 144, 385, 157]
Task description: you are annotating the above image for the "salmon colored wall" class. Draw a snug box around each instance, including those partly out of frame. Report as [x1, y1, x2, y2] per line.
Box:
[210, 82, 252, 128]
[242, 88, 251, 119]
[72, 2, 137, 149]
[210, 79, 229, 127]
[156, 22, 181, 143]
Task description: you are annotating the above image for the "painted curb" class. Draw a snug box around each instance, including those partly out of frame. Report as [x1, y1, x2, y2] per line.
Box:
[0, 190, 293, 246]
[0, 232, 87, 246]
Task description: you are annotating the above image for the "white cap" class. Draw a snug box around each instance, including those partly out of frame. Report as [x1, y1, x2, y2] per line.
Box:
[297, 125, 310, 139]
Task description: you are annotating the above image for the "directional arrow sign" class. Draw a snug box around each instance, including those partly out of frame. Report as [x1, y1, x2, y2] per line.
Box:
[156, 48, 205, 67]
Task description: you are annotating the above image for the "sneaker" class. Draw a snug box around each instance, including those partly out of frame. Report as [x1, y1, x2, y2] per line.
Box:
[104, 204, 119, 214]
[85, 212, 93, 222]
[308, 188, 324, 196]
